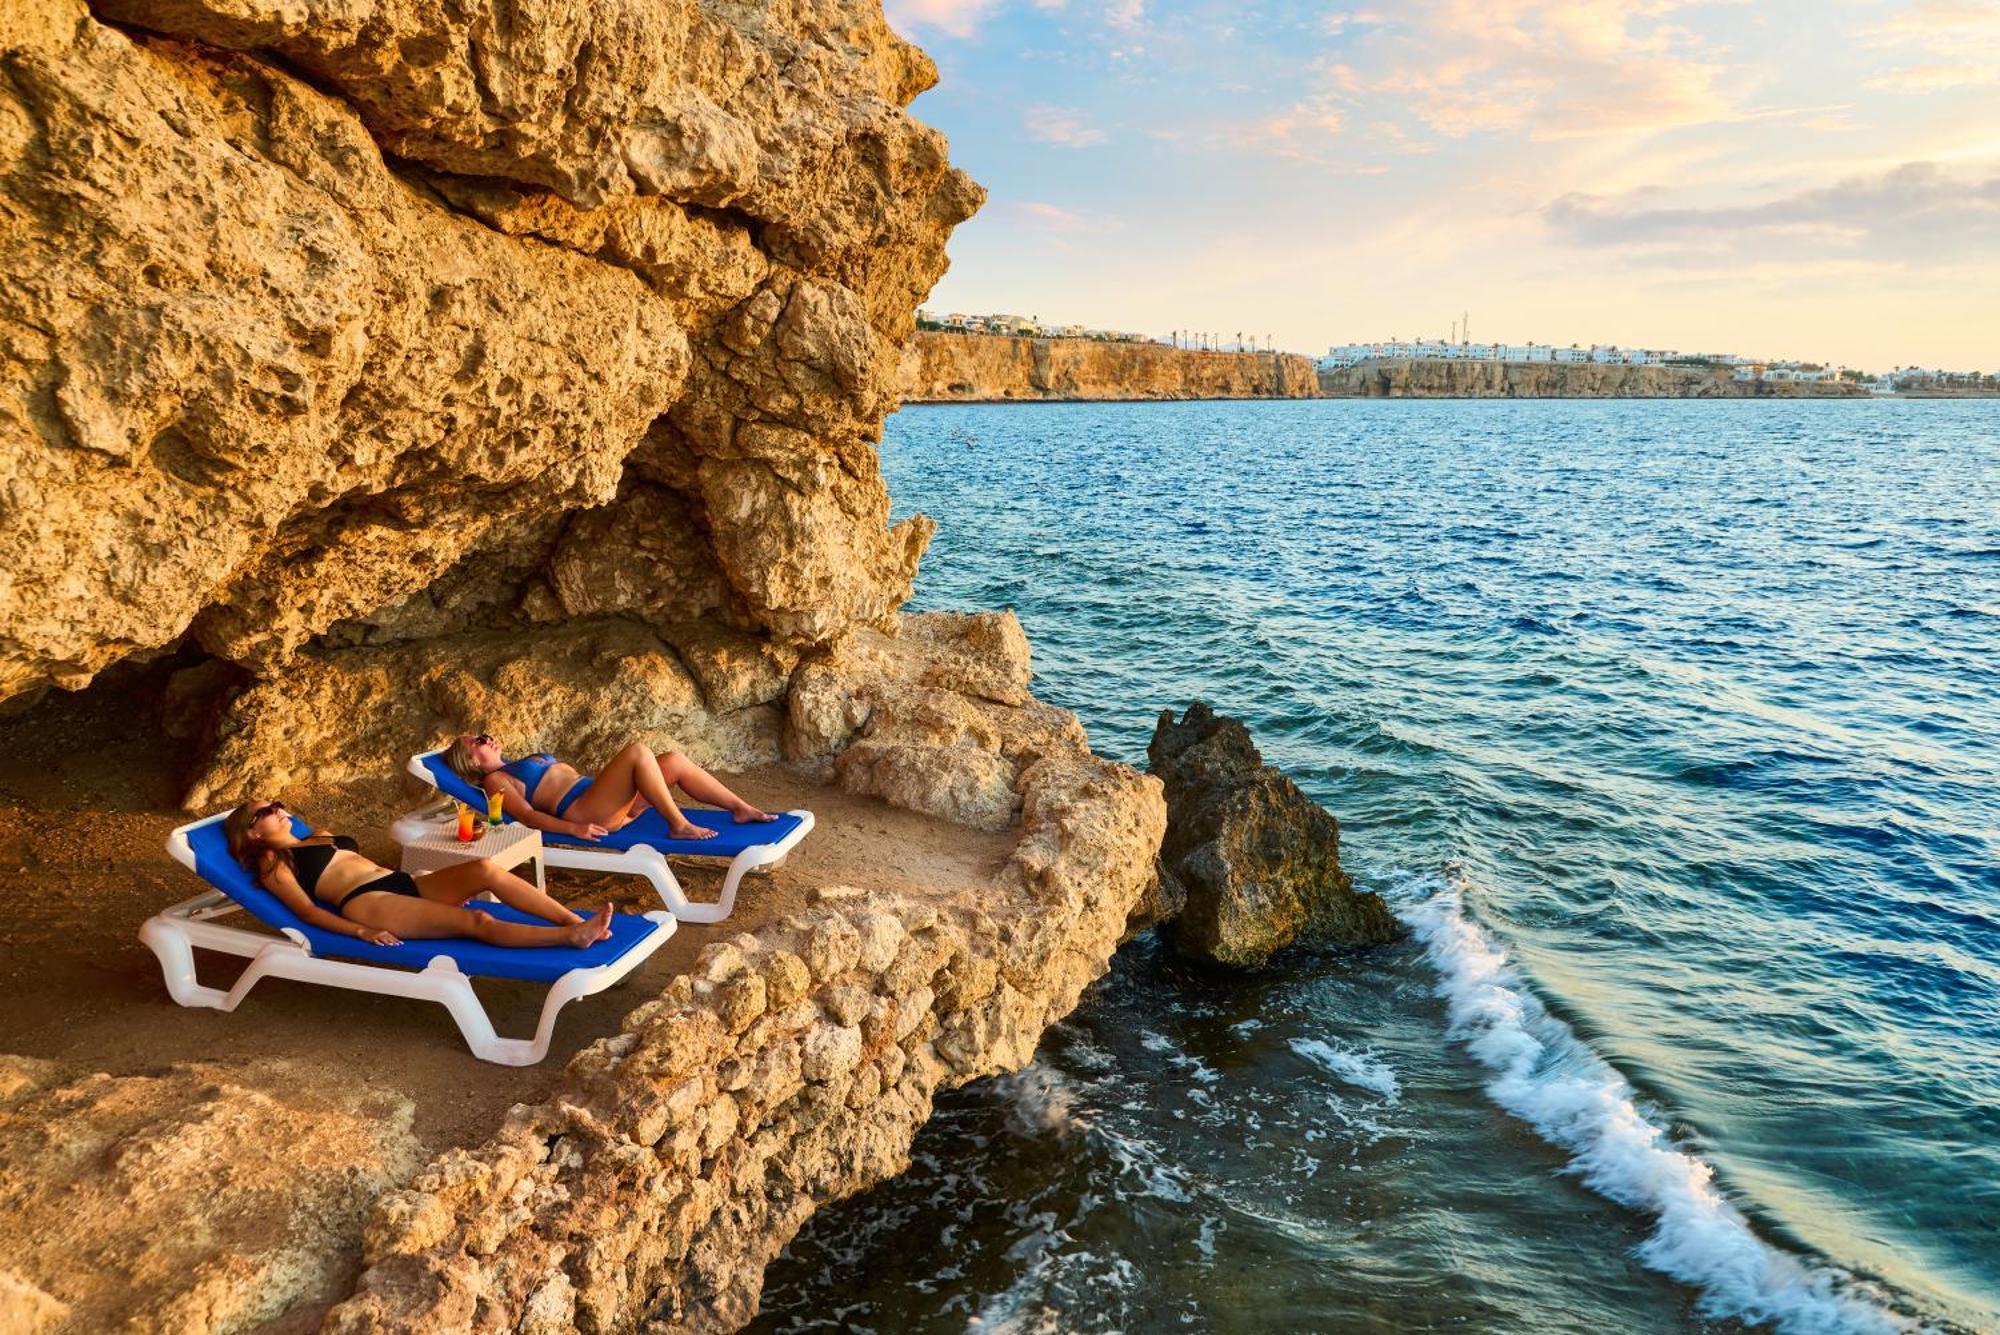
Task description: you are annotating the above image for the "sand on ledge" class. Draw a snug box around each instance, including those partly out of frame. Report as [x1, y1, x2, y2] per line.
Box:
[0, 679, 1017, 1330]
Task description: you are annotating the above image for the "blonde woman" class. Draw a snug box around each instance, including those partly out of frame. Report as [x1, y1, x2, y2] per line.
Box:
[443, 734, 775, 843]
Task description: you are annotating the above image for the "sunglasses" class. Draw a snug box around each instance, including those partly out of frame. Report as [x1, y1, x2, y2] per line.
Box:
[471, 733, 494, 746]
[252, 801, 286, 822]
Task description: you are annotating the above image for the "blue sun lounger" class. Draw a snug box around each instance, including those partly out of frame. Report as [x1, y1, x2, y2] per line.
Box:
[403, 747, 813, 925]
[145, 810, 675, 1065]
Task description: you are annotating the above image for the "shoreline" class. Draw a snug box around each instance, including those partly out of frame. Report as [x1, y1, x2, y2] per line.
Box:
[896, 392, 1991, 406]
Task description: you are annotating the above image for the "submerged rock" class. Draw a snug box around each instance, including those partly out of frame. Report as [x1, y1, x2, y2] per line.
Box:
[1148, 702, 1397, 966]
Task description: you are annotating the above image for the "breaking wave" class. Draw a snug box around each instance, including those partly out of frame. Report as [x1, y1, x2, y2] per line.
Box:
[1392, 870, 1916, 1335]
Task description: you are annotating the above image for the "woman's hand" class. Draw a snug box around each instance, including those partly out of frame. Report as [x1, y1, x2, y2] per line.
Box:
[357, 927, 403, 946]
[567, 819, 609, 841]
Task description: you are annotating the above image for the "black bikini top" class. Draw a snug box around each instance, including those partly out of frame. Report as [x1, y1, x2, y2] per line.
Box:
[290, 834, 359, 897]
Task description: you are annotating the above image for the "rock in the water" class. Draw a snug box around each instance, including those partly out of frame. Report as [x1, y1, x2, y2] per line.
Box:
[1147, 702, 1397, 965]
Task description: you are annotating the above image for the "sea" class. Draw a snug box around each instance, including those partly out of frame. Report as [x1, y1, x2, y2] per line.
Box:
[750, 398, 1999, 1335]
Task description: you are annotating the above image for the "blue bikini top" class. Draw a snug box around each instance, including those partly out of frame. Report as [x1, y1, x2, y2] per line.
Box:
[498, 753, 558, 799]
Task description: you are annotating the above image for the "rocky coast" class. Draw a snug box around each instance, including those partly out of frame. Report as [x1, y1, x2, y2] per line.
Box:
[0, 0, 1173, 1329]
[1320, 358, 1869, 398]
[899, 330, 1321, 401]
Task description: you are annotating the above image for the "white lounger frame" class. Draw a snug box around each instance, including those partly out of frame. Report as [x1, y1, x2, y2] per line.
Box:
[146, 813, 676, 1066]
[403, 748, 814, 924]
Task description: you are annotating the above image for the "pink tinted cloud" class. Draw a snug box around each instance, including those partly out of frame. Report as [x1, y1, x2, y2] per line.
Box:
[883, 0, 1000, 38]
[992, 200, 1124, 234]
[1340, 0, 1739, 140]
[1545, 161, 2000, 260]
[1023, 105, 1108, 147]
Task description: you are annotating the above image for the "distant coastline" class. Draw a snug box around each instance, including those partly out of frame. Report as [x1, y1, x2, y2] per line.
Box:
[899, 331, 1318, 402]
[895, 334, 1988, 402]
[1319, 357, 1871, 399]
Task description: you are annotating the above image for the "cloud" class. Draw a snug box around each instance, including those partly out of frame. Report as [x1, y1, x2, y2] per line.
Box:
[1335, 0, 1740, 140]
[1220, 95, 1348, 160]
[1860, 0, 2000, 44]
[1022, 105, 1107, 147]
[1865, 62, 2000, 92]
[1106, 0, 1144, 30]
[882, 0, 1000, 38]
[1544, 162, 2000, 261]
[990, 200, 1123, 234]
[1858, 1, 2000, 92]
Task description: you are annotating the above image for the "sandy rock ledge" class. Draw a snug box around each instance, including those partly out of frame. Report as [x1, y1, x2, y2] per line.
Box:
[327, 752, 1162, 1333]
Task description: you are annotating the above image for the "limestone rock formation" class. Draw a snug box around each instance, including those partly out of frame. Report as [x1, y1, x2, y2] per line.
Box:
[324, 754, 1163, 1333]
[787, 610, 1083, 831]
[181, 619, 787, 810]
[0, 1056, 421, 1332]
[1147, 702, 1397, 966]
[0, 2, 1186, 1331]
[1319, 358, 1868, 398]
[0, 0, 981, 708]
[900, 331, 1321, 401]
[1, 0, 687, 698]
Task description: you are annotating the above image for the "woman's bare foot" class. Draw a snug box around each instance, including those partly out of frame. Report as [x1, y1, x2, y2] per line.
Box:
[564, 905, 613, 947]
[730, 800, 776, 824]
[669, 820, 719, 841]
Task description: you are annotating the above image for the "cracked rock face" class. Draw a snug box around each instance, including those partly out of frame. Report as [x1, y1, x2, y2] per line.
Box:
[0, 0, 981, 708]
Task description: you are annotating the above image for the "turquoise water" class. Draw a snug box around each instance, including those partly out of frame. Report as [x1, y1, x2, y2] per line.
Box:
[753, 400, 1999, 1334]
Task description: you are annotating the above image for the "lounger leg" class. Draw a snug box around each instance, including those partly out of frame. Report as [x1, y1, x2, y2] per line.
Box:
[139, 915, 233, 1010]
[424, 963, 605, 1066]
[632, 851, 699, 921]
[711, 851, 758, 923]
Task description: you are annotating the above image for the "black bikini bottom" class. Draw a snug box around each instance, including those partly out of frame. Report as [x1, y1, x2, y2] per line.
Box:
[332, 871, 421, 915]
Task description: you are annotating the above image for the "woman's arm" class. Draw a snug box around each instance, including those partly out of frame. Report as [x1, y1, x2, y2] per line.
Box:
[260, 860, 402, 946]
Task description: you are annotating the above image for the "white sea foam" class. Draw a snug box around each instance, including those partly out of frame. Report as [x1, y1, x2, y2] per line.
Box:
[1289, 1037, 1403, 1102]
[1393, 871, 1916, 1335]
[994, 1060, 1194, 1203]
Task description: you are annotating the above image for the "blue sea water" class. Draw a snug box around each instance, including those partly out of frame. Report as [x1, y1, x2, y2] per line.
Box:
[752, 399, 1999, 1334]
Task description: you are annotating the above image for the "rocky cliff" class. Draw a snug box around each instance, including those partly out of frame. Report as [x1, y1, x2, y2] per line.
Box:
[0, 1, 1172, 1331]
[900, 330, 1321, 401]
[1320, 359, 1868, 398]
[2, 0, 980, 705]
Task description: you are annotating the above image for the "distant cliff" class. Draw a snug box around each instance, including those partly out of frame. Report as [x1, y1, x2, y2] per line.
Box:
[1321, 359, 1868, 398]
[900, 332, 1320, 402]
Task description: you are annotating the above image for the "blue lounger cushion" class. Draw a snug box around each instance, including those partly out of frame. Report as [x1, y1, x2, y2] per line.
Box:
[417, 752, 805, 856]
[187, 815, 659, 984]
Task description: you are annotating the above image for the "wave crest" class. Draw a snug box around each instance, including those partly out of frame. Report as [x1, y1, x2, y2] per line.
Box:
[1392, 870, 1916, 1335]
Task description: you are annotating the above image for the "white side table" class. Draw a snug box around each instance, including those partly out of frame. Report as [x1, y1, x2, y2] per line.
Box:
[392, 816, 546, 894]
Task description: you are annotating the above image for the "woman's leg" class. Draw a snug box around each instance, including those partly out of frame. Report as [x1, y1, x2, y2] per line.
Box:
[345, 892, 611, 947]
[413, 859, 583, 926]
[566, 743, 718, 839]
[655, 751, 774, 823]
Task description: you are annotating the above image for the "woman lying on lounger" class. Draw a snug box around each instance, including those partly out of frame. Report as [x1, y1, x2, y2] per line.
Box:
[224, 799, 611, 949]
[442, 734, 776, 843]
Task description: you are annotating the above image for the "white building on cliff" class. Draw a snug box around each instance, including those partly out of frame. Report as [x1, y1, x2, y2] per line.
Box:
[1321, 340, 1685, 370]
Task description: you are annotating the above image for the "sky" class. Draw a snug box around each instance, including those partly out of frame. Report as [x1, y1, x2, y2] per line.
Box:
[882, 0, 2000, 369]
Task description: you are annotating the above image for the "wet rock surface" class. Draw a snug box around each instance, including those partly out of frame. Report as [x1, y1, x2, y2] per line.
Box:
[1147, 702, 1397, 966]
